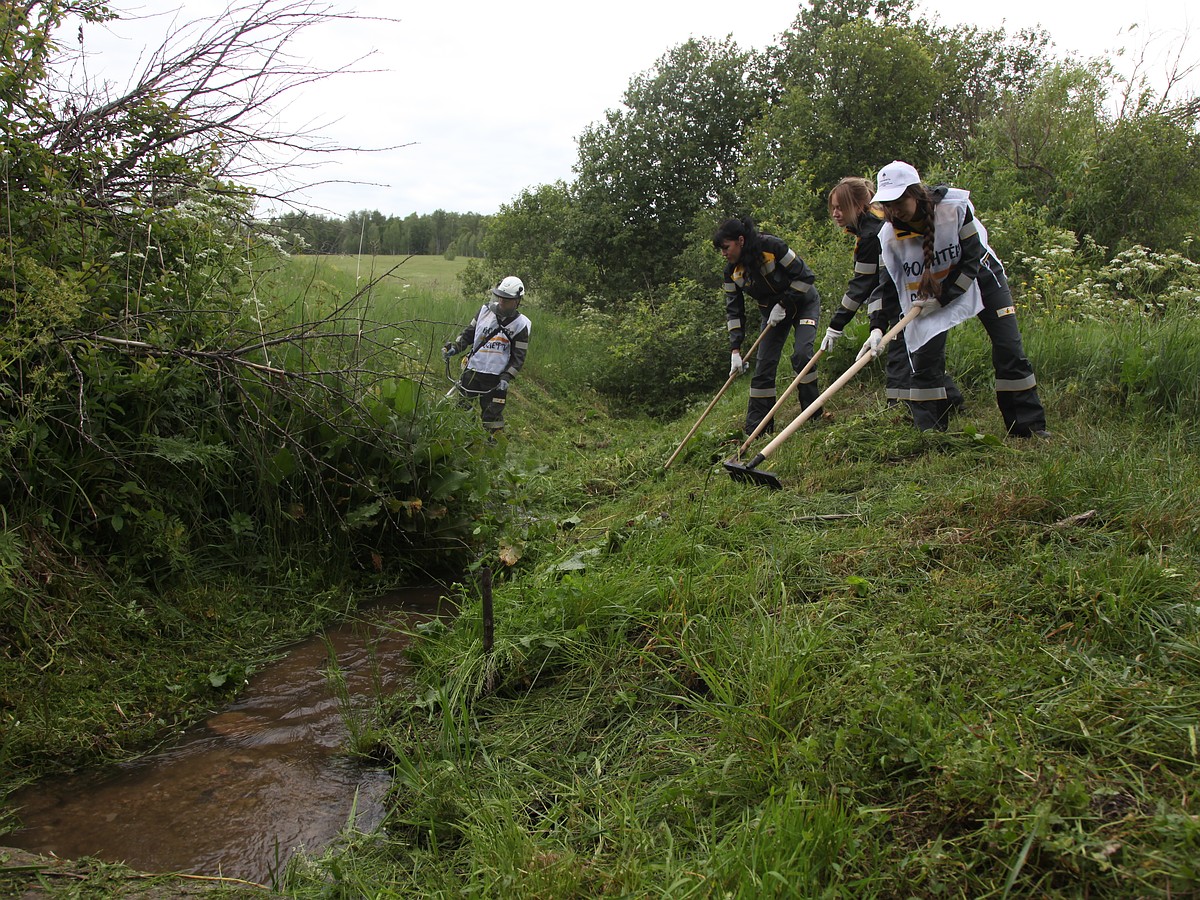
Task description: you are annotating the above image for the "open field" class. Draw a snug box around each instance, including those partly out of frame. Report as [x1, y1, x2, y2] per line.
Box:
[302, 253, 472, 294]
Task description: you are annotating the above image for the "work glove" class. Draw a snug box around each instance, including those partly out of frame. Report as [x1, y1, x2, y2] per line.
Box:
[442, 341, 459, 361]
[730, 350, 749, 376]
[767, 303, 788, 326]
[913, 297, 941, 317]
[856, 328, 884, 361]
[820, 327, 842, 352]
[497, 379, 509, 393]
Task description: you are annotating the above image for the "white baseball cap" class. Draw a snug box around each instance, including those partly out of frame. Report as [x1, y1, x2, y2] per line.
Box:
[872, 160, 921, 202]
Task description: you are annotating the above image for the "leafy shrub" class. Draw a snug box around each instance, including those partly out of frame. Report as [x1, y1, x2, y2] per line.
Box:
[579, 279, 727, 417]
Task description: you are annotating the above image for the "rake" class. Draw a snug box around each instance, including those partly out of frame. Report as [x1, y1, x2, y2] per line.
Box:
[723, 307, 920, 489]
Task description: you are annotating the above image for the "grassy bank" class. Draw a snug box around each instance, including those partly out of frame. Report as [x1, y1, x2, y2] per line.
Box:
[4, 257, 1199, 897]
[273, 269, 1198, 896]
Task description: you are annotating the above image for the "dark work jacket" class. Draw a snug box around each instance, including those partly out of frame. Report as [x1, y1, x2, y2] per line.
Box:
[829, 208, 886, 333]
[721, 233, 817, 351]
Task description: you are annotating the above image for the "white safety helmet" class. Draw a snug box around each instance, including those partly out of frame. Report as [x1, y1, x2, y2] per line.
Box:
[491, 276, 525, 301]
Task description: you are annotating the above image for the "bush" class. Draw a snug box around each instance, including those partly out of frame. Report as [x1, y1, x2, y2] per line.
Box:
[580, 279, 727, 417]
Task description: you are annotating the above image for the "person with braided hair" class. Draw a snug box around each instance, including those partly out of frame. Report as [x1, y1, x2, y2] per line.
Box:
[712, 216, 822, 436]
[824, 175, 962, 411]
[864, 161, 1048, 436]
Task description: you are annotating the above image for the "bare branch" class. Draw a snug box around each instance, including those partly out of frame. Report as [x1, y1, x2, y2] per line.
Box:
[41, 1, 409, 210]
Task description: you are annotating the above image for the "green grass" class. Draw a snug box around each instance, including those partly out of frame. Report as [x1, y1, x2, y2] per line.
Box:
[4, 260, 1199, 897]
[302, 253, 472, 294]
[271, 287, 1200, 896]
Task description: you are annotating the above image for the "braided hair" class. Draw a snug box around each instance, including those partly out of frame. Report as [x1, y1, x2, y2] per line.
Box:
[712, 216, 765, 272]
[883, 183, 941, 301]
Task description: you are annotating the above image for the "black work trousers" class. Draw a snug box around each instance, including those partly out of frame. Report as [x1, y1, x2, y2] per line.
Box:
[905, 270, 1046, 434]
[459, 368, 509, 431]
[745, 289, 822, 436]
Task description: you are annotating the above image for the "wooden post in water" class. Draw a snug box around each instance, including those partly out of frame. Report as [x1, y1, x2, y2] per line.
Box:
[481, 566, 494, 655]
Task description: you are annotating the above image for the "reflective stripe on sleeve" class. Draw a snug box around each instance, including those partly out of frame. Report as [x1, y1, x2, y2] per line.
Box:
[955, 272, 974, 292]
[960, 219, 979, 240]
[840, 294, 861, 311]
[854, 261, 877, 274]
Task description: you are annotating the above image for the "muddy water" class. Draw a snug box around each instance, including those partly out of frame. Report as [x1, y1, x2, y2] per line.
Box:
[6, 586, 451, 886]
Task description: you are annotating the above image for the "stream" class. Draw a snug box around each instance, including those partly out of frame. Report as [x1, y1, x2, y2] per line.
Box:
[4, 585, 450, 886]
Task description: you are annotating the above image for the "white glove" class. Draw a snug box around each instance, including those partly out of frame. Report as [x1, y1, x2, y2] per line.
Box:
[767, 304, 788, 326]
[913, 298, 941, 317]
[497, 379, 509, 393]
[730, 350, 749, 376]
[820, 327, 842, 352]
[856, 328, 884, 360]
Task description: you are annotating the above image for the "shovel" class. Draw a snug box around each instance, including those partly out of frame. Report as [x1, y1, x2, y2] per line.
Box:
[724, 307, 920, 489]
[662, 323, 774, 470]
[734, 348, 825, 460]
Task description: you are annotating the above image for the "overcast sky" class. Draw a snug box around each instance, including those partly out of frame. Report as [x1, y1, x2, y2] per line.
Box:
[82, 0, 1197, 218]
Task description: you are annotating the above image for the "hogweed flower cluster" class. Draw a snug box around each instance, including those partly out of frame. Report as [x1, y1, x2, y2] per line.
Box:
[1012, 237, 1200, 323]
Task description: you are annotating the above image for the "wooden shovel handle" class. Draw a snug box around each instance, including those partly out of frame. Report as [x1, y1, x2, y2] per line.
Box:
[736, 348, 825, 458]
[752, 307, 920, 463]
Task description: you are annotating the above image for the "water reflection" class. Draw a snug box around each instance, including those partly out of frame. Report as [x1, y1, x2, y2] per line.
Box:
[6, 587, 450, 885]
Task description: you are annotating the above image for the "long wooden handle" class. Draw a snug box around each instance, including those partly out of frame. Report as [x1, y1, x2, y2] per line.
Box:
[736, 348, 825, 458]
[663, 322, 774, 469]
[752, 307, 920, 463]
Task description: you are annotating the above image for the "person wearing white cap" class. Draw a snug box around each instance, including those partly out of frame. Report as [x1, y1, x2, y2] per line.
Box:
[712, 216, 823, 436]
[824, 175, 963, 412]
[442, 276, 531, 436]
[862, 161, 1049, 437]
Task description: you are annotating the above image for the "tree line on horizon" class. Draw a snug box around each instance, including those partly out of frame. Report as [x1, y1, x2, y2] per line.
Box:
[268, 208, 490, 258]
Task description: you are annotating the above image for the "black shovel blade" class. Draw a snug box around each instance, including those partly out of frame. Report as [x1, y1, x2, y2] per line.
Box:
[723, 457, 782, 490]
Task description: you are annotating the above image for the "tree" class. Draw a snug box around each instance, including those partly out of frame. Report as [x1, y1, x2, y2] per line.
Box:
[2, 1, 487, 582]
[743, 1, 1055, 221]
[569, 37, 768, 304]
[738, 18, 942, 221]
[460, 182, 594, 305]
[968, 59, 1200, 252]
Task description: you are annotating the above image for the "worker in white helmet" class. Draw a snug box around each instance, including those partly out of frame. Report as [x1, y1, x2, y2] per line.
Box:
[443, 276, 532, 436]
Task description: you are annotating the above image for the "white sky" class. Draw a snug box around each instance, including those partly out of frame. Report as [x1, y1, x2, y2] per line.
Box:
[78, 0, 1197, 218]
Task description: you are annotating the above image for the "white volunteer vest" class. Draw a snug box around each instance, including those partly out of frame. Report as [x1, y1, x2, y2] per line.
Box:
[879, 189, 985, 352]
[467, 306, 531, 376]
